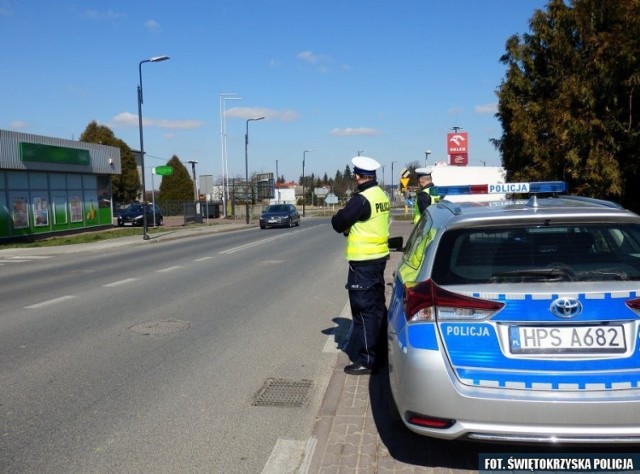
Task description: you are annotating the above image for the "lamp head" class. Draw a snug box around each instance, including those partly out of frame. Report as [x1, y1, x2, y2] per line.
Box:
[150, 55, 170, 62]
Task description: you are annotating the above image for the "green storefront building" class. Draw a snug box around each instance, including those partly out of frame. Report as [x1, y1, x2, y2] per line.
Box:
[0, 129, 121, 241]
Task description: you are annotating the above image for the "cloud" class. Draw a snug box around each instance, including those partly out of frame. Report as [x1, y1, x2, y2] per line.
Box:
[297, 50, 338, 73]
[9, 120, 27, 130]
[297, 51, 324, 64]
[110, 112, 203, 129]
[225, 107, 300, 122]
[329, 127, 381, 137]
[475, 103, 498, 114]
[144, 19, 160, 32]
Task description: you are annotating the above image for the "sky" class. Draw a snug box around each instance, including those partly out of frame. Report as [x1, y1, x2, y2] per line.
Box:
[0, 0, 549, 189]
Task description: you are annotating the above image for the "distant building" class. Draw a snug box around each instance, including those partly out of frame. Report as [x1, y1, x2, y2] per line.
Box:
[272, 181, 297, 205]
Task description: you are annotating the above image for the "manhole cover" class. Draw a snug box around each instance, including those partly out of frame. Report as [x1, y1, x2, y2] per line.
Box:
[128, 319, 191, 336]
[253, 378, 313, 407]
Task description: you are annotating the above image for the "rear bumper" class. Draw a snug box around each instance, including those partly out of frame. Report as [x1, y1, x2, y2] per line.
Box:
[388, 339, 640, 444]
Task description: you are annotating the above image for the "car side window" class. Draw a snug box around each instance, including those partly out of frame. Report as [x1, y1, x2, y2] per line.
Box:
[398, 212, 436, 282]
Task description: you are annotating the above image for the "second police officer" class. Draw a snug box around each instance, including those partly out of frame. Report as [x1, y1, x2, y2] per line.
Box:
[412, 167, 434, 224]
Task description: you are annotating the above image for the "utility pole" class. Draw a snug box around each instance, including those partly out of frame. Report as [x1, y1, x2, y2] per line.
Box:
[187, 160, 198, 201]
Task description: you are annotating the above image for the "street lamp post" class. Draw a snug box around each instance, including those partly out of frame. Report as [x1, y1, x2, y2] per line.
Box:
[187, 160, 198, 201]
[244, 117, 264, 225]
[391, 160, 397, 202]
[302, 149, 313, 217]
[424, 149, 431, 167]
[137, 55, 169, 240]
[219, 94, 242, 218]
[275, 159, 279, 204]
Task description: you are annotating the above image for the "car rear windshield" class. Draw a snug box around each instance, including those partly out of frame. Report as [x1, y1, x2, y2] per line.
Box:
[432, 224, 640, 284]
[266, 205, 288, 212]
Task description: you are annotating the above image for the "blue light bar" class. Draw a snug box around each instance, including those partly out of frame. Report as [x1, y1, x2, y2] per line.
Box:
[430, 181, 567, 196]
[528, 181, 567, 193]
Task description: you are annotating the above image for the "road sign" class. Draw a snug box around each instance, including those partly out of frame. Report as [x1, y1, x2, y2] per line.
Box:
[154, 166, 174, 176]
[401, 168, 410, 179]
[326, 193, 338, 204]
[400, 177, 410, 190]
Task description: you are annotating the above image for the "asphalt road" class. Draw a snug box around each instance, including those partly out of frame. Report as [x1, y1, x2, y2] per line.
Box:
[0, 218, 346, 473]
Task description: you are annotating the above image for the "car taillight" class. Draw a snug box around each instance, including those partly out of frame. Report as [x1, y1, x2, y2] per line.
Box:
[625, 297, 640, 313]
[403, 279, 504, 322]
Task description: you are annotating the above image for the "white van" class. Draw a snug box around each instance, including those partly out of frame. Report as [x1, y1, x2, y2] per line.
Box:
[430, 164, 506, 202]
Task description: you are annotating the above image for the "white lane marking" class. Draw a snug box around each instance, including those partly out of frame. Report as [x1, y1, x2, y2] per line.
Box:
[194, 256, 214, 262]
[26, 295, 77, 309]
[262, 437, 316, 474]
[323, 301, 352, 353]
[103, 278, 138, 288]
[0, 255, 52, 263]
[157, 266, 184, 273]
[0, 255, 52, 259]
[220, 229, 305, 254]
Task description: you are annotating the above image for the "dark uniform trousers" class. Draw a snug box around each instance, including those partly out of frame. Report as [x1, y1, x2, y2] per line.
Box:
[346, 256, 388, 368]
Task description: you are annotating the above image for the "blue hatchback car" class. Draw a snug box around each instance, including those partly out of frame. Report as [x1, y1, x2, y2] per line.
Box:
[388, 181, 640, 444]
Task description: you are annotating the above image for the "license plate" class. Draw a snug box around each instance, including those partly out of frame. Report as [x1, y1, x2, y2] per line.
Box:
[509, 324, 626, 354]
[124, 222, 133, 226]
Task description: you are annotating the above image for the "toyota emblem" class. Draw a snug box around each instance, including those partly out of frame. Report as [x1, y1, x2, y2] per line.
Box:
[550, 297, 582, 319]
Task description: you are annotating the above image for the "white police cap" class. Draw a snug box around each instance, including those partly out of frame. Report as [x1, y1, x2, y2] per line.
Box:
[352, 156, 381, 176]
[415, 167, 433, 177]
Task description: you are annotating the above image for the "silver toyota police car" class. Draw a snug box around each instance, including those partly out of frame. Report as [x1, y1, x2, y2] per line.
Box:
[388, 181, 640, 444]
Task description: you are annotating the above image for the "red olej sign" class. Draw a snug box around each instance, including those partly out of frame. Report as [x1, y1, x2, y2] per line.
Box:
[447, 132, 468, 154]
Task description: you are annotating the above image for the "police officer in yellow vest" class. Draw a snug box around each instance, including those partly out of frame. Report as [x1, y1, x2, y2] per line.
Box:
[331, 156, 390, 376]
[413, 167, 434, 224]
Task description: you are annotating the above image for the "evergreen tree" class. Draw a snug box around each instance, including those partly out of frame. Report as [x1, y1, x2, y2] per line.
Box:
[494, 0, 640, 210]
[157, 155, 195, 201]
[79, 121, 140, 203]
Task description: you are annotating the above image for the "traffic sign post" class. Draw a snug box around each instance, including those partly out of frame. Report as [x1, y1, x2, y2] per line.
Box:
[325, 192, 338, 210]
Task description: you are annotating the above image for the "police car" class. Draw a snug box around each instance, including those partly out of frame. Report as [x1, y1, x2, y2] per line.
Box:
[387, 181, 640, 444]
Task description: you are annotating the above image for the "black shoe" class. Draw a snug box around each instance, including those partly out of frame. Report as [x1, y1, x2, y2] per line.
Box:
[344, 362, 372, 376]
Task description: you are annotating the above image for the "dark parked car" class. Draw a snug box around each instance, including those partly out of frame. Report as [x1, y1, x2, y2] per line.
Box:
[116, 204, 163, 227]
[259, 204, 300, 229]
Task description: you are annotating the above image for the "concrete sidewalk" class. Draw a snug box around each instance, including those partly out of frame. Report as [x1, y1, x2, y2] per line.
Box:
[0, 217, 253, 256]
[308, 219, 481, 473]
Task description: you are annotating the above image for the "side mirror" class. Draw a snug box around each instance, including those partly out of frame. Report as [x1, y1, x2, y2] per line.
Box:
[388, 236, 404, 252]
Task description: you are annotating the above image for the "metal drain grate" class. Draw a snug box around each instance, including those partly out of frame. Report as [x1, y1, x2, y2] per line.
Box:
[253, 378, 313, 407]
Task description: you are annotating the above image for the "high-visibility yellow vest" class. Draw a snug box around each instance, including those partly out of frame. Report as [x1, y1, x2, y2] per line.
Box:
[345, 186, 390, 261]
[412, 187, 439, 224]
